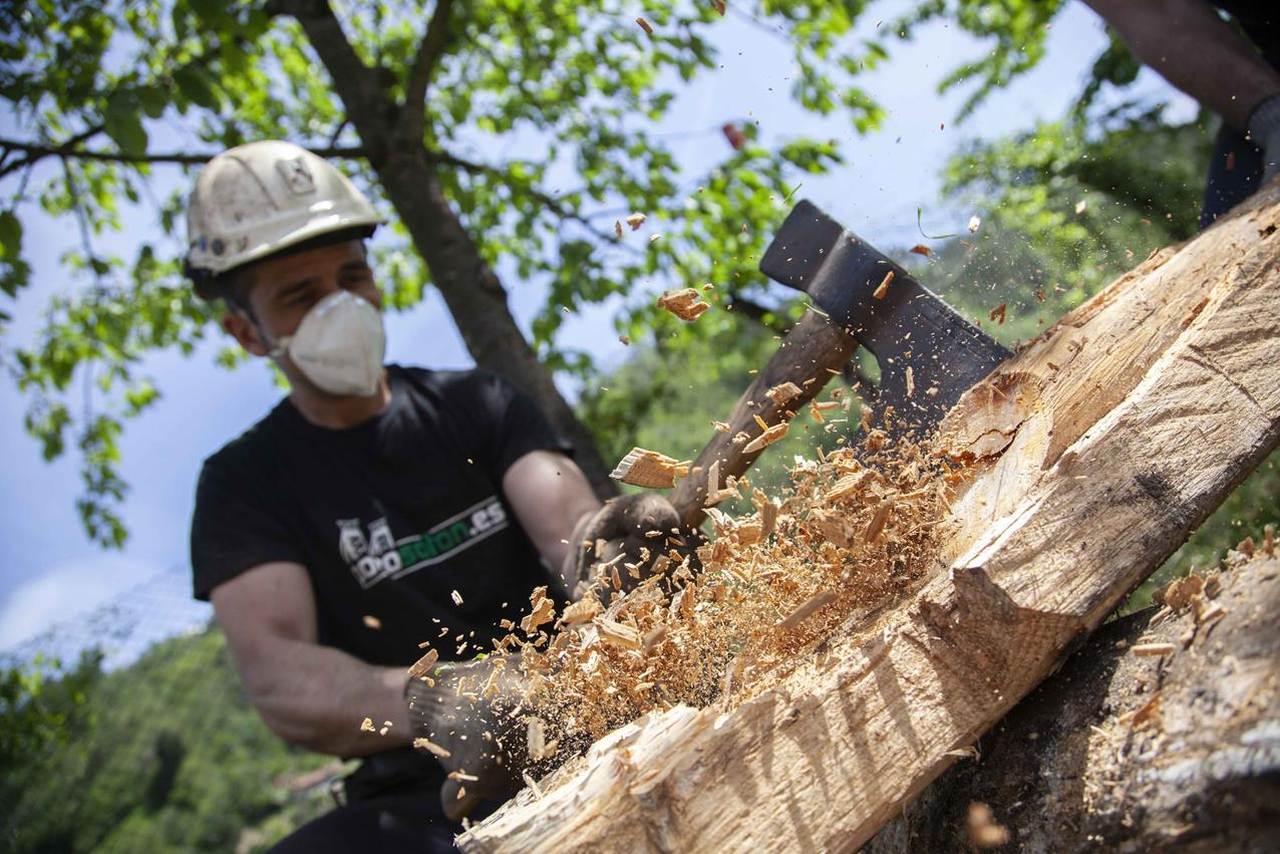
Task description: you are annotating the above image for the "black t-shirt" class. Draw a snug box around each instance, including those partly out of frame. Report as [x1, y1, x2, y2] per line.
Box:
[190, 365, 573, 666]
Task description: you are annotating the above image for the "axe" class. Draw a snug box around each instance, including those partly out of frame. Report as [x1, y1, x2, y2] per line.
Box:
[667, 199, 1009, 530]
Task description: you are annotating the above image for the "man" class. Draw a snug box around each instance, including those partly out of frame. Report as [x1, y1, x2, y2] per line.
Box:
[185, 140, 676, 851]
[1082, 0, 1280, 227]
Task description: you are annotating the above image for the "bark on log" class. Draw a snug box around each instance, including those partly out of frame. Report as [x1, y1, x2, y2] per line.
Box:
[867, 547, 1280, 853]
[458, 180, 1280, 853]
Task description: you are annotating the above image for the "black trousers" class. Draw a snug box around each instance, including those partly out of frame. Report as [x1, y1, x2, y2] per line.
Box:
[269, 749, 495, 854]
[1200, 121, 1267, 230]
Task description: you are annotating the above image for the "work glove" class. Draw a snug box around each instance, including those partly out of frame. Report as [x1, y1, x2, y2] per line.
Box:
[405, 656, 525, 821]
[1248, 92, 1280, 186]
[562, 493, 682, 600]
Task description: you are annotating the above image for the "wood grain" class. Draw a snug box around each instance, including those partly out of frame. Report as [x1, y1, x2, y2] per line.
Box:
[459, 179, 1280, 853]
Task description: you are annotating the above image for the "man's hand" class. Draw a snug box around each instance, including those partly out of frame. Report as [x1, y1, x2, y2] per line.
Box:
[563, 493, 681, 599]
[405, 657, 525, 821]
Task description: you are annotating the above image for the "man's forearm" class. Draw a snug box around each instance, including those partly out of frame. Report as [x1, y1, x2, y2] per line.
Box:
[238, 634, 411, 757]
[1085, 0, 1280, 129]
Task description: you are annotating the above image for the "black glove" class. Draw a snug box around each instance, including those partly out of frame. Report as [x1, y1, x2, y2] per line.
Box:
[405, 658, 524, 821]
[562, 493, 681, 599]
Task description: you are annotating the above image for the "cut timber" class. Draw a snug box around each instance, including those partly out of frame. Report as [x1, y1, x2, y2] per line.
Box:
[459, 181, 1280, 853]
[869, 548, 1280, 852]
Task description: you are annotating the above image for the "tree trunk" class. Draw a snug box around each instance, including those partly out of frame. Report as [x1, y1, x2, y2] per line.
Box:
[376, 146, 617, 497]
[867, 546, 1280, 853]
[456, 180, 1280, 852]
[288, 0, 616, 498]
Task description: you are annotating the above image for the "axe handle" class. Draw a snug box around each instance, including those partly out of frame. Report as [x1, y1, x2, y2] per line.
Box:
[669, 308, 858, 530]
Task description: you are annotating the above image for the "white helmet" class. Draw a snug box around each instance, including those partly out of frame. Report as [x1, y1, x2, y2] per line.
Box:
[184, 140, 380, 298]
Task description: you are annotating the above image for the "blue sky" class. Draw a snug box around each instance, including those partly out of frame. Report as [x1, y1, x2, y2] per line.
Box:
[0, 2, 1192, 650]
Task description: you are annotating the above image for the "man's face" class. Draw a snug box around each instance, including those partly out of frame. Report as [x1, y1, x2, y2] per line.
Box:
[222, 239, 380, 359]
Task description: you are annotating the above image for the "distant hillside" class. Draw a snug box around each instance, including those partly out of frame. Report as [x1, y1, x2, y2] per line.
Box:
[1, 627, 336, 853]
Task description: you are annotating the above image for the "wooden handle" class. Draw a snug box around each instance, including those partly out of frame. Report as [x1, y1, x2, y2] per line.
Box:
[669, 308, 858, 529]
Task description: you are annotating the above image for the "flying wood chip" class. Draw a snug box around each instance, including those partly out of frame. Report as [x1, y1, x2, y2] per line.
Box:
[412, 737, 452, 758]
[635, 16, 653, 35]
[873, 270, 894, 300]
[657, 288, 711, 321]
[624, 212, 647, 230]
[407, 648, 439, 679]
[610, 447, 689, 488]
[765, 381, 803, 406]
[596, 618, 643, 650]
[909, 244, 931, 257]
[743, 421, 789, 454]
[521, 586, 556, 634]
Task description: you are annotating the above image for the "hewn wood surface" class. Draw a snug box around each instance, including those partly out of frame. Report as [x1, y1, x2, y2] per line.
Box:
[458, 180, 1280, 853]
[867, 547, 1280, 853]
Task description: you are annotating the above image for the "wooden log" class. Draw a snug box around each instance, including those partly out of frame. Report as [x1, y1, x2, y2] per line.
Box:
[458, 181, 1280, 853]
[867, 546, 1280, 852]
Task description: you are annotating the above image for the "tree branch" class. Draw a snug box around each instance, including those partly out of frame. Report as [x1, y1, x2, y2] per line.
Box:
[272, 0, 395, 163]
[0, 137, 365, 173]
[402, 0, 456, 140]
[427, 149, 626, 246]
[0, 124, 105, 179]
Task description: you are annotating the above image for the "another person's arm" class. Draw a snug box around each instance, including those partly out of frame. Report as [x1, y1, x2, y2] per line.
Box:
[1083, 0, 1280, 130]
[211, 561, 410, 756]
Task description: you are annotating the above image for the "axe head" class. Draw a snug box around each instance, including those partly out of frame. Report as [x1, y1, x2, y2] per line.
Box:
[760, 200, 1009, 438]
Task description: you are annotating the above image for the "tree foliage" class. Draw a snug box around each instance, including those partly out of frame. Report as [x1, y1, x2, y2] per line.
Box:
[2, 0, 1110, 546]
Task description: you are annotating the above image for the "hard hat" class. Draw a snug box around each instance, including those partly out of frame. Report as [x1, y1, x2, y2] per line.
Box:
[184, 140, 381, 298]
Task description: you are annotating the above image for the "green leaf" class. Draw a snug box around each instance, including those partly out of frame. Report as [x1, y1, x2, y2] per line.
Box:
[173, 67, 219, 110]
[0, 211, 21, 260]
[103, 93, 148, 156]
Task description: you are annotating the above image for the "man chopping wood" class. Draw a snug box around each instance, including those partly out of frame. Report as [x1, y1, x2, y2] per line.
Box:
[1082, 1, 1279, 227]
[184, 140, 676, 852]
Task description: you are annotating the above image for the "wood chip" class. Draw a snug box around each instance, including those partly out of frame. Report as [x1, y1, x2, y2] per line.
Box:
[635, 16, 653, 35]
[413, 737, 452, 758]
[596, 618, 643, 650]
[909, 244, 931, 257]
[761, 499, 778, 538]
[451, 590, 464, 606]
[778, 590, 837, 630]
[521, 586, 555, 634]
[872, 270, 894, 300]
[610, 447, 688, 487]
[712, 0, 725, 15]
[765, 381, 803, 406]
[527, 717, 548, 760]
[642, 624, 667, 654]
[905, 366, 915, 398]
[743, 421, 789, 454]
[408, 647, 440, 679]
[656, 288, 711, 321]
[449, 770, 480, 782]
[711, 419, 731, 433]
[1131, 642, 1177, 657]
[989, 303, 1007, 325]
[625, 212, 646, 230]
[966, 803, 1009, 849]
[864, 498, 894, 542]
[561, 596, 603, 626]
[362, 614, 382, 630]
[360, 717, 375, 732]
[522, 771, 543, 798]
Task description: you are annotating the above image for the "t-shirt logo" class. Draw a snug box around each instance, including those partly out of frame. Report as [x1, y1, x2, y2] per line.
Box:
[337, 497, 510, 589]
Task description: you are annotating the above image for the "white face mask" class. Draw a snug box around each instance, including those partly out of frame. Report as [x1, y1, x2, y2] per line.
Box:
[270, 290, 386, 396]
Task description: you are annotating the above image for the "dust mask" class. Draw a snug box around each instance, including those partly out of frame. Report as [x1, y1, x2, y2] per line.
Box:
[270, 290, 386, 396]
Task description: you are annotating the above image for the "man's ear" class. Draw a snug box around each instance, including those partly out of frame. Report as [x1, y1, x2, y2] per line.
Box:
[221, 309, 271, 357]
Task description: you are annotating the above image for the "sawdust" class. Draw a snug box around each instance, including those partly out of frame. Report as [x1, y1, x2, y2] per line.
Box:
[475, 432, 952, 775]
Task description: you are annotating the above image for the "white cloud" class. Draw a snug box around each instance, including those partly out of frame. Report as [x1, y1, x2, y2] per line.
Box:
[0, 555, 164, 650]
